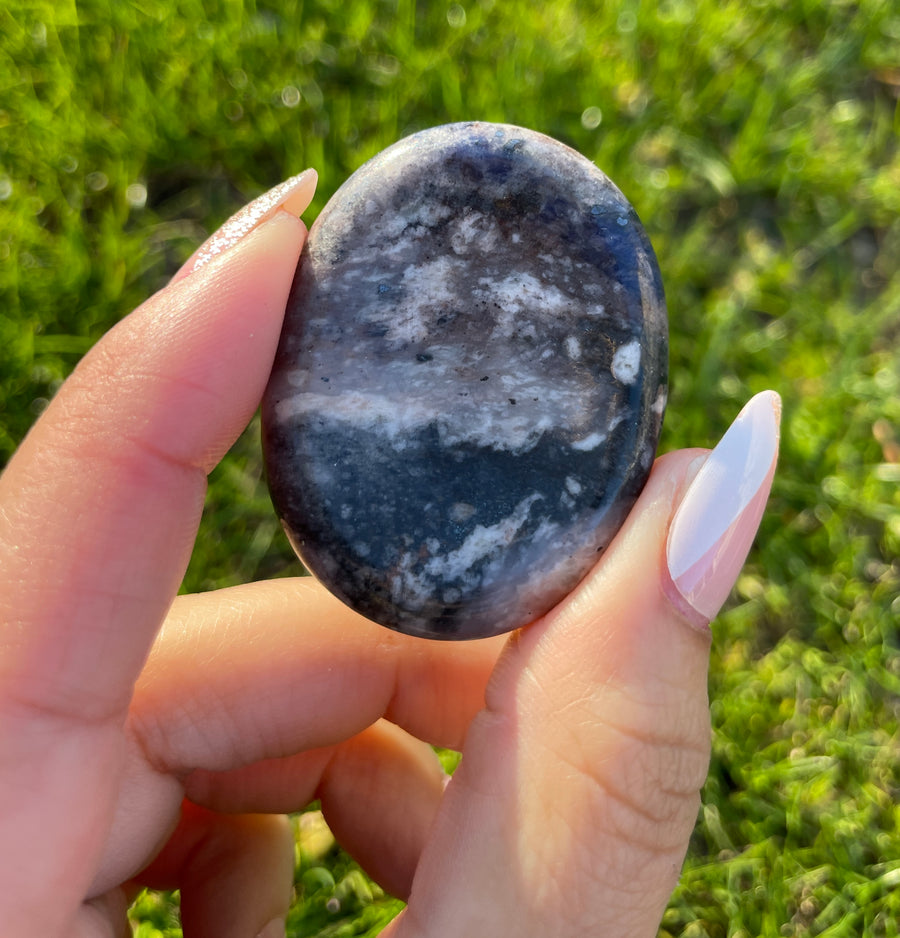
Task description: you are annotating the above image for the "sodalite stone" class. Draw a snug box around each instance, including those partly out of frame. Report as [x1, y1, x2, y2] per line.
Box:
[262, 122, 667, 640]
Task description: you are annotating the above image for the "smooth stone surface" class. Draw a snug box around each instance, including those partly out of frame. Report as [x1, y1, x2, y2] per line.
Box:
[262, 122, 668, 640]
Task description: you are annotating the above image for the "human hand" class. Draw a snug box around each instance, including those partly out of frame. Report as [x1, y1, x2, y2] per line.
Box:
[0, 172, 779, 938]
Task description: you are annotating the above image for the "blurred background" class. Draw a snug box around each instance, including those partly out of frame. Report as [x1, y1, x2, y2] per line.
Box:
[1, 0, 899, 934]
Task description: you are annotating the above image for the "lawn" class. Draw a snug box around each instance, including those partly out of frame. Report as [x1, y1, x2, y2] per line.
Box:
[2, 0, 899, 934]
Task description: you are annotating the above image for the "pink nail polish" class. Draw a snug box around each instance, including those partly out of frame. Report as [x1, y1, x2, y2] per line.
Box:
[665, 390, 781, 630]
[178, 169, 317, 279]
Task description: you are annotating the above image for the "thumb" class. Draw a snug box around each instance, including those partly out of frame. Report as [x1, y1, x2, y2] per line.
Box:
[391, 390, 781, 937]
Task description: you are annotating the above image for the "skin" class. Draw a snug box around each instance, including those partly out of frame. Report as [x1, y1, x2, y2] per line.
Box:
[0, 207, 713, 938]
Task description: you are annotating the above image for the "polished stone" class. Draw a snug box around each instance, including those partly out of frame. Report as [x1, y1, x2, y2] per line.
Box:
[262, 122, 668, 640]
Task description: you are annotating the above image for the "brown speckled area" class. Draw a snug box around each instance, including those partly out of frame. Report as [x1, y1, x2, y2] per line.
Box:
[262, 122, 667, 640]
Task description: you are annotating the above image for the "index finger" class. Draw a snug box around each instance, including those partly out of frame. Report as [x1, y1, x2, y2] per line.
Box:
[0, 181, 312, 934]
[0, 207, 309, 719]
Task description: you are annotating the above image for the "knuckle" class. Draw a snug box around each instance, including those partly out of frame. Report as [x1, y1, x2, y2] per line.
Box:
[549, 695, 711, 855]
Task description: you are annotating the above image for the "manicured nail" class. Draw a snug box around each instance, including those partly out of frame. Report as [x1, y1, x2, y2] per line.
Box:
[178, 169, 317, 279]
[665, 390, 781, 630]
[255, 916, 286, 938]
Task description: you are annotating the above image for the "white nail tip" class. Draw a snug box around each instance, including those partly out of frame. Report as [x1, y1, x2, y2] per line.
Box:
[666, 390, 781, 625]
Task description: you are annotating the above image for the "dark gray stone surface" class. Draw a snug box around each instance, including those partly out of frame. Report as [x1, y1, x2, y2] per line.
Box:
[262, 122, 667, 640]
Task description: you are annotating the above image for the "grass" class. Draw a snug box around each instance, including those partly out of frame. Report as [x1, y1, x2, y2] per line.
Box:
[2, 0, 899, 934]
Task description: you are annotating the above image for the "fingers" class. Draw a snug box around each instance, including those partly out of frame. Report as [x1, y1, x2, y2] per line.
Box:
[183, 720, 446, 900]
[389, 393, 781, 937]
[319, 721, 446, 901]
[88, 578, 501, 895]
[0, 204, 310, 719]
[72, 889, 134, 938]
[138, 803, 295, 938]
[0, 177, 314, 934]
[172, 170, 316, 282]
[130, 720, 445, 915]
[129, 578, 504, 772]
[137, 720, 442, 937]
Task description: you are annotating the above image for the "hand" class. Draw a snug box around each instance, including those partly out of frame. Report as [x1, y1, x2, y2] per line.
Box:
[0, 172, 780, 938]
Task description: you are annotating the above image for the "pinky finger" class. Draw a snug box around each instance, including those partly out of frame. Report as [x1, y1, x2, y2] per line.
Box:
[137, 803, 294, 938]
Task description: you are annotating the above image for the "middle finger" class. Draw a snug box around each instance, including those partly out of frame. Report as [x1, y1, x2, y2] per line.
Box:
[129, 576, 505, 777]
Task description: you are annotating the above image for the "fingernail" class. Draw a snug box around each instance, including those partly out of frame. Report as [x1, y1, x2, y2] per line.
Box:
[665, 390, 781, 630]
[255, 917, 286, 938]
[177, 169, 317, 279]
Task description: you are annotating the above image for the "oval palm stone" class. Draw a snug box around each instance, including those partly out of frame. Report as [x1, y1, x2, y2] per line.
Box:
[262, 122, 667, 640]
